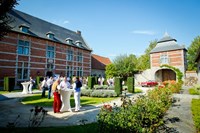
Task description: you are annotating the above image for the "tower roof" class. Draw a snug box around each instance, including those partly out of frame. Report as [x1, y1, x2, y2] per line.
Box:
[150, 32, 186, 53]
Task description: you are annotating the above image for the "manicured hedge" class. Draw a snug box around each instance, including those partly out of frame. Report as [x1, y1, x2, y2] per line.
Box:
[127, 77, 134, 93]
[4, 77, 15, 92]
[88, 76, 95, 89]
[114, 77, 122, 96]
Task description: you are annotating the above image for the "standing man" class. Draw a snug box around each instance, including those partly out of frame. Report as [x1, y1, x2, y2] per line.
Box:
[72, 77, 82, 112]
[46, 77, 53, 99]
[52, 78, 61, 113]
[28, 76, 35, 94]
[41, 77, 47, 98]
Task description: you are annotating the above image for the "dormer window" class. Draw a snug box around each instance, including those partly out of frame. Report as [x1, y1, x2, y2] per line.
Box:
[75, 40, 82, 47]
[19, 24, 29, 33]
[66, 38, 73, 45]
[46, 31, 54, 39]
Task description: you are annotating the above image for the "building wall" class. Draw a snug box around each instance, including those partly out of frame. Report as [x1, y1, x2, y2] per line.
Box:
[150, 49, 186, 81]
[0, 32, 91, 89]
[91, 69, 105, 77]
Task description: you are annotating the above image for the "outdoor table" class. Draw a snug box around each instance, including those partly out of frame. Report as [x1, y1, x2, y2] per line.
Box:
[21, 82, 31, 94]
[60, 89, 73, 112]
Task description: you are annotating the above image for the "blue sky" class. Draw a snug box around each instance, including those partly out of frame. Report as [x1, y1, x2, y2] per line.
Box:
[15, 0, 200, 61]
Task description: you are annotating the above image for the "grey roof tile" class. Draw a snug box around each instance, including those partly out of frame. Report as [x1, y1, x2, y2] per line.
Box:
[8, 9, 92, 51]
[150, 33, 186, 53]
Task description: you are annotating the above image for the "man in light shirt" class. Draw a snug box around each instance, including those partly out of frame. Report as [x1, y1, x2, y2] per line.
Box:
[46, 77, 53, 99]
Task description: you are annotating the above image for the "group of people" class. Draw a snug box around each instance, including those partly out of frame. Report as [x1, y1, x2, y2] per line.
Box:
[29, 76, 82, 113]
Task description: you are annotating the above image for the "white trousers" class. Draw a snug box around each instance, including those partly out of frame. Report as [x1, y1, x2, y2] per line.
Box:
[28, 84, 33, 93]
[74, 91, 80, 111]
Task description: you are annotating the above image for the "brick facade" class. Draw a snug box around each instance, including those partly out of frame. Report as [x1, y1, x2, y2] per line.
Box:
[0, 10, 92, 89]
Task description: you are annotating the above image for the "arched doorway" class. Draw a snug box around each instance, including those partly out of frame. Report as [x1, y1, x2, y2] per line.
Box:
[155, 69, 176, 82]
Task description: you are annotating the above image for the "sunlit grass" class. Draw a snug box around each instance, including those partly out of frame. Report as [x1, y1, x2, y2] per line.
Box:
[21, 93, 117, 107]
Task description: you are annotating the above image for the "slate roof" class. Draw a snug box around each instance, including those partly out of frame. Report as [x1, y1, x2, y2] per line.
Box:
[7, 9, 92, 51]
[91, 54, 111, 70]
[150, 32, 186, 53]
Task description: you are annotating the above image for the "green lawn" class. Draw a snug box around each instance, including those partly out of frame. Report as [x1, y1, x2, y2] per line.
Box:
[21, 93, 117, 107]
[191, 99, 200, 132]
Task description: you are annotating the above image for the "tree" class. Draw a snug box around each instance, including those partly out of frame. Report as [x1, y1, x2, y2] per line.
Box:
[137, 40, 157, 71]
[105, 63, 117, 78]
[187, 36, 200, 71]
[112, 54, 137, 78]
[0, 0, 18, 40]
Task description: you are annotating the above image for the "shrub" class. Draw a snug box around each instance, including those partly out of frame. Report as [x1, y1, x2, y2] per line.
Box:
[189, 84, 200, 95]
[114, 77, 122, 96]
[88, 76, 95, 89]
[81, 89, 92, 97]
[97, 84, 173, 132]
[191, 99, 200, 132]
[161, 80, 182, 93]
[189, 88, 200, 95]
[81, 89, 117, 98]
[94, 85, 110, 90]
[127, 77, 134, 93]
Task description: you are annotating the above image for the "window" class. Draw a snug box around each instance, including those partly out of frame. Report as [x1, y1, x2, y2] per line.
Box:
[47, 63, 54, 71]
[77, 52, 82, 62]
[76, 67, 82, 77]
[46, 46, 55, 58]
[17, 62, 28, 80]
[76, 41, 82, 47]
[67, 49, 73, 61]
[21, 27, 28, 33]
[19, 24, 29, 33]
[160, 54, 169, 64]
[18, 40, 29, 55]
[67, 66, 73, 77]
[46, 31, 54, 39]
[66, 38, 73, 45]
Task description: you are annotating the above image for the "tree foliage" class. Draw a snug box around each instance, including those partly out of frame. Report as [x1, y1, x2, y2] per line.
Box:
[105, 63, 117, 78]
[113, 54, 137, 78]
[187, 36, 200, 70]
[137, 40, 157, 71]
[0, 0, 18, 40]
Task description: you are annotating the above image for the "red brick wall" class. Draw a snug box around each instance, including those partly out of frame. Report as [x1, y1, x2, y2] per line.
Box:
[151, 50, 184, 67]
[0, 32, 91, 88]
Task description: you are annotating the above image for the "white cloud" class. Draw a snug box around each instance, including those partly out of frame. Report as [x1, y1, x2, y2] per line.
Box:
[63, 20, 69, 24]
[131, 30, 156, 35]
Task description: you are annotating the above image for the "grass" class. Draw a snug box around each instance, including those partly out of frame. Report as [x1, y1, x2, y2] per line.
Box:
[189, 88, 200, 95]
[191, 99, 200, 133]
[134, 88, 143, 93]
[21, 93, 117, 107]
[0, 89, 22, 94]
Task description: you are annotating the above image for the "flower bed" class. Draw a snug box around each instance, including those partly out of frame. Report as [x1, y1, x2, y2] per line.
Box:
[97, 84, 173, 132]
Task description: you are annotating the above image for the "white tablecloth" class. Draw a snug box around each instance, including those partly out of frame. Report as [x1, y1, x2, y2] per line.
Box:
[60, 89, 73, 112]
[21, 82, 31, 94]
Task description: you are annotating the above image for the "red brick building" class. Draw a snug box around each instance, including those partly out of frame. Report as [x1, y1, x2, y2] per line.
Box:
[0, 10, 92, 89]
[91, 54, 111, 77]
[150, 33, 187, 82]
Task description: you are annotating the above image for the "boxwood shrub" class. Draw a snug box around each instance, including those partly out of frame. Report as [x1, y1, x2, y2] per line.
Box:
[127, 77, 134, 93]
[114, 77, 122, 96]
[81, 89, 117, 98]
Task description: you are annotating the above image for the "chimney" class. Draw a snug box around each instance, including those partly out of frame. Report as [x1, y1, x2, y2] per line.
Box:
[76, 30, 81, 35]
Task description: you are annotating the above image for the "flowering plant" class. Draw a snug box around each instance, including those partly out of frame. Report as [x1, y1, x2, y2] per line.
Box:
[28, 106, 48, 128]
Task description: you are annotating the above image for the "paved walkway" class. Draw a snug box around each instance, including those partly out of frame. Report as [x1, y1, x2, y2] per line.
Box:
[0, 89, 142, 127]
[0, 87, 199, 132]
[161, 87, 199, 133]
